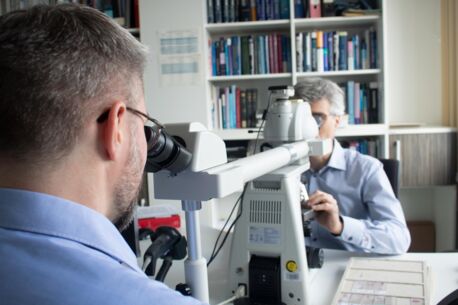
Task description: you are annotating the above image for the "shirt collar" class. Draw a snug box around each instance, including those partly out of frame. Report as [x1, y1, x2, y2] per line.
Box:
[0, 188, 141, 273]
[325, 139, 347, 171]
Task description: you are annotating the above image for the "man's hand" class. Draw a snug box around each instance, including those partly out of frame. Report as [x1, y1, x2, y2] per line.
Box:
[303, 190, 343, 235]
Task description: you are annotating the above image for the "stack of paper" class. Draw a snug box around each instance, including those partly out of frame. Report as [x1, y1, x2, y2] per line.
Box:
[332, 257, 432, 305]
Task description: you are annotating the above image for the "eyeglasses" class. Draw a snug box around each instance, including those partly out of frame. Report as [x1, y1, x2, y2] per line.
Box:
[311, 112, 332, 129]
[97, 107, 164, 149]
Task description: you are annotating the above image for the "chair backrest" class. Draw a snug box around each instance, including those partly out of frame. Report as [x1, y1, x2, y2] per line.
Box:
[378, 158, 400, 198]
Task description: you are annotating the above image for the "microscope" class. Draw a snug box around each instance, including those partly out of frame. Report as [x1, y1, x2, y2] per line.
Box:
[146, 86, 332, 304]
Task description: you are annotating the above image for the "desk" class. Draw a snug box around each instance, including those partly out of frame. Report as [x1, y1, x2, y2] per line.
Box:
[140, 232, 458, 305]
[310, 249, 458, 305]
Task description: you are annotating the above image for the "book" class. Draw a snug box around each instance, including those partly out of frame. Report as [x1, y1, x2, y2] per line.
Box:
[322, 0, 335, 17]
[369, 82, 378, 123]
[296, 33, 303, 72]
[316, 31, 324, 72]
[309, 0, 321, 18]
[207, 0, 214, 23]
[338, 31, 348, 70]
[294, 0, 305, 18]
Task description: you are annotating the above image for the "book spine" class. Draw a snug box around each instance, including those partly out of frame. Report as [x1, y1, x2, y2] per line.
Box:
[353, 35, 360, 69]
[327, 31, 334, 71]
[354, 82, 360, 124]
[241, 90, 247, 128]
[224, 38, 230, 75]
[369, 82, 378, 123]
[277, 34, 283, 73]
[249, 35, 255, 74]
[347, 39, 354, 71]
[241, 36, 250, 74]
[338, 31, 347, 70]
[236, 87, 241, 128]
[223, 0, 229, 22]
[311, 31, 317, 71]
[316, 31, 324, 72]
[294, 0, 304, 18]
[296, 33, 303, 72]
[240, 0, 250, 21]
[279, 0, 289, 19]
[211, 40, 217, 75]
[305, 32, 311, 72]
[249, 0, 256, 20]
[207, 0, 214, 23]
[347, 81, 354, 124]
[361, 37, 368, 70]
[333, 32, 339, 71]
[323, 32, 328, 71]
[227, 37, 233, 75]
[369, 28, 377, 68]
[272, 33, 278, 73]
[264, 35, 270, 73]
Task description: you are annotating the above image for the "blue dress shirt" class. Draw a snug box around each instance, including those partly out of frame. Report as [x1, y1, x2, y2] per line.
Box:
[303, 140, 411, 254]
[0, 188, 205, 305]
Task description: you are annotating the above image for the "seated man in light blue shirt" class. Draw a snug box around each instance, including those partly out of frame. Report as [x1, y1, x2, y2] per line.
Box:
[0, 4, 204, 305]
[294, 78, 411, 254]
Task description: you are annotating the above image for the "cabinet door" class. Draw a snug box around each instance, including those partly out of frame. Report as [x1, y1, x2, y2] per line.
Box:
[389, 133, 457, 186]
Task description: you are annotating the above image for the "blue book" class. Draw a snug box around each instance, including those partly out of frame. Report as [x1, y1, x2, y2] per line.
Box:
[338, 31, 348, 70]
[230, 85, 237, 128]
[361, 38, 367, 70]
[294, 0, 304, 18]
[211, 41, 217, 75]
[347, 81, 355, 124]
[256, 0, 266, 20]
[323, 32, 328, 71]
[273, 0, 280, 19]
[266, 0, 274, 20]
[279, 0, 289, 19]
[327, 31, 334, 71]
[224, 39, 230, 75]
[353, 35, 359, 69]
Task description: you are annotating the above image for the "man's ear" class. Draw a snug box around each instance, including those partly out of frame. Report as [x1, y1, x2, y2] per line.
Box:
[102, 102, 127, 161]
[334, 115, 341, 129]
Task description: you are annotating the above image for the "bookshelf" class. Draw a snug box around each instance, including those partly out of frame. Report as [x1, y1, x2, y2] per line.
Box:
[139, 0, 387, 160]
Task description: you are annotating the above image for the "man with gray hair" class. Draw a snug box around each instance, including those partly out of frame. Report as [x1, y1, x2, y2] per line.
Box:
[0, 4, 204, 305]
[295, 78, 410, 254]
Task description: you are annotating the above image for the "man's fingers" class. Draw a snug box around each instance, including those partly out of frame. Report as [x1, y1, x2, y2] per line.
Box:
[311, 202, 334, 212]
[308, 193, 335, 207]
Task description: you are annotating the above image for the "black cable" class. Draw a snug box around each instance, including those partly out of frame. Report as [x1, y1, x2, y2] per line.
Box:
[207, 193, 243, 265]
[207, 91, 274, 267]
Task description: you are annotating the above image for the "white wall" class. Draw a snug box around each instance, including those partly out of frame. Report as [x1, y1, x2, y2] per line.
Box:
[400, 186, 456, 251]
[385, 0, 442, 125]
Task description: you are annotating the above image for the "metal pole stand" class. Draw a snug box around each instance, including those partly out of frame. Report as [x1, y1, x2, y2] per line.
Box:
[181, 200, 209, 303]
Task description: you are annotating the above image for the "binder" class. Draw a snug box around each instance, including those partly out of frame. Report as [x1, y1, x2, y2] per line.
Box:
[309, 0, 321, 18]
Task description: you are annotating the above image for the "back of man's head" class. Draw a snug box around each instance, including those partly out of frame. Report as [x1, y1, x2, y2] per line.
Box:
[0, 4, 148, 166]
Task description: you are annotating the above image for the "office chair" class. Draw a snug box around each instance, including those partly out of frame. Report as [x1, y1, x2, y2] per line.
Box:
[378, 158, 400, 198]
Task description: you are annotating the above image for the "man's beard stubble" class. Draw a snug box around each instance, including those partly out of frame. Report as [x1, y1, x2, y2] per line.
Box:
[112, 127, 144, 232]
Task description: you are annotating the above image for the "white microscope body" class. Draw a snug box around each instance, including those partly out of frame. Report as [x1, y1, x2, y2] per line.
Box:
[152, 86, 331, 304]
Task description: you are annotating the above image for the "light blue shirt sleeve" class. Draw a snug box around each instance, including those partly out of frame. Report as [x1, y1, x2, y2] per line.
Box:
[304, 141, 411, 255]
[337, 160, 411, 254]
